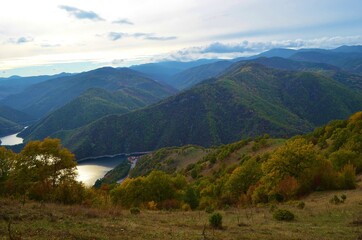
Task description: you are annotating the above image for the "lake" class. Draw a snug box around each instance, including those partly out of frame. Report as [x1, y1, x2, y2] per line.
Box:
[0, 130, 24, 146]
[0, 130, 131, 187]
[76, 155, 128, 186]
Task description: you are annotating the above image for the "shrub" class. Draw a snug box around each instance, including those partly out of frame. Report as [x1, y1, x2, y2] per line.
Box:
[209, 212, 223, 229]
[297, 201, 305, 209]
[273, 209, 295, 221]
[330, 195, 342, 205]
[130, 207, 140, 215]
[341, 194, 347, 202]
[181, 203, 191, 211]
[146, 201, 157, 210]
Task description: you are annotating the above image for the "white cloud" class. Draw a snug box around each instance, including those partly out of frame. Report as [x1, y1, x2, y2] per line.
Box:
[0, 0, 361, 75]
[58, 5, 104, 21]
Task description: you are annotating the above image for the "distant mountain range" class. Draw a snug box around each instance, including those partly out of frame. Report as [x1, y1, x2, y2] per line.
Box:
[0, 73, 72, 100]
[1, 67, 175, 119]
[2, 45, 362, 159]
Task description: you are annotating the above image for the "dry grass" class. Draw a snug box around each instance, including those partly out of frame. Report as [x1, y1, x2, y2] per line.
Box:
[1, 179, 361, 240]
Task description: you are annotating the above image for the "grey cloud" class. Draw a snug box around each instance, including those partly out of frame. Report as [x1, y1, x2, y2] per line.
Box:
[112, 19, 134, 25]
[144, 36, 177, 41]
[59, 5, 104, 21]
[8, 37, 33, 44]
[111, 59, 125, 65]
[108, 32, 177, 41]
[201, 41, 251, 53]
[166, 36, 362, 62]
[108, 32, 127, 41]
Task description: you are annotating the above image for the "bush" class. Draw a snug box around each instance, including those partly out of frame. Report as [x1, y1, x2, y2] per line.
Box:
[209, 212, 223, 229]
[330, 194, 347, 204]
[330, 195, 342, 204]
[341, 194, 347, 202]
[297, 201, 305, 209]
[273, 209, 295, 221]
[130, 207, 140, 215]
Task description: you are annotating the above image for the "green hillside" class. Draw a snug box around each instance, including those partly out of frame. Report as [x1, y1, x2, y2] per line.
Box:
[1, 67, 176, 119]
[171, 60, 232, 90]
[0, 105, 34, 137]
[20, 87, 162, 141]
[61, 64, 362, 159]
[0, 117, 23, 137]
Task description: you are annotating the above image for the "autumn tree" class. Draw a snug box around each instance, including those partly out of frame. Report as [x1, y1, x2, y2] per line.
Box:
[0, 147, 16, 195]
[226, 158, 262, 202]
[11, 138, 79, 201]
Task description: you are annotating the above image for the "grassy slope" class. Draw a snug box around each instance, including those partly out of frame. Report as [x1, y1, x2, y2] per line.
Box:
[1, 180, 361, 240]
[130, 145, 210, 178]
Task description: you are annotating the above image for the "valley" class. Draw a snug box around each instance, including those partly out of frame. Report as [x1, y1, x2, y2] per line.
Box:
[1, 45, 362, 240]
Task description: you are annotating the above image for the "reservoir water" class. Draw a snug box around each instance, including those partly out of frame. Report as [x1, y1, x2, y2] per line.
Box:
[0, 130, 130, 187]
[0, 131, 24, 146]
[76, 155, 127, 186]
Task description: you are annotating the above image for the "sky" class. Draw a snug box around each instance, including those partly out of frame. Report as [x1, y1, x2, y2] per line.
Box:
[0, 0, 362, 77]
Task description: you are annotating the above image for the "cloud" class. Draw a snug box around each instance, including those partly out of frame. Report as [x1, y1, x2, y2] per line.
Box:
[59, 5, 104, 21]
[40, 43, 61, 48]
[108, 32, 126, 41]
[107, 32, 177, 41]
[8, 37, 33, 44]
[111, 59, 125, 66]
[163, 36, 362, 61]
[112, 19, 134, 25]
[144, 36, 177, 41]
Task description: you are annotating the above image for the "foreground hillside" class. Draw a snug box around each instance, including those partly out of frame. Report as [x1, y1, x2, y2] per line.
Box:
[0, 184, 361, 240]
[63, 63, 362, 159]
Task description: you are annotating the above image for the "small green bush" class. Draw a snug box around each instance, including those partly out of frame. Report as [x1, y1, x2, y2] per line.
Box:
[340, 194, 347, 202]
[209, 212, 223, 229]
[273, 209, 295, 221]
[297, 201, 305, 209]
[130, 207, 140, 215]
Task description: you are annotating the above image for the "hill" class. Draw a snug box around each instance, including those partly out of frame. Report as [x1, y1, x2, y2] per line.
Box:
[20, 87, 164, 141]
[60, 64, 362, 159]
[0, 105, 34, 137]
[0, 73, 71, 100]
[1, 67, 176, 119]
[130, 59, 221, 85]
[240, 57, 362, 90]
[290, 50, 362, 75]
[170, 60, 233, 90]
[0, 117, 23, 137]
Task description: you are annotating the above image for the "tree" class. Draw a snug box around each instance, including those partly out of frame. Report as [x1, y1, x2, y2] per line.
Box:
[259, 138, 320, 199]
[184, 187, 199, 210]
[12, 138, 78, 201]
[0, 147, 16, 195]
[226, 158, 262, 202]
[263, 138, 318, 180]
